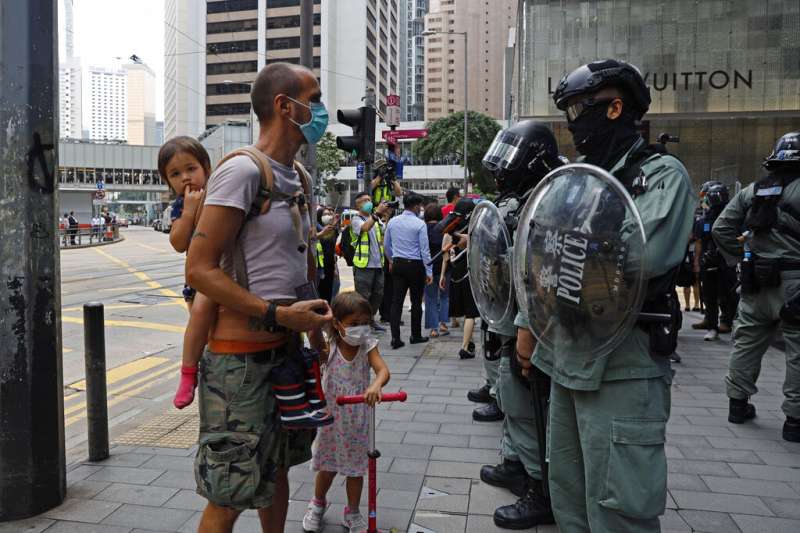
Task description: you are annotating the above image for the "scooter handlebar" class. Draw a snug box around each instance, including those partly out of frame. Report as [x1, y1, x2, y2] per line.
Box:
[336, 391, 408, 405]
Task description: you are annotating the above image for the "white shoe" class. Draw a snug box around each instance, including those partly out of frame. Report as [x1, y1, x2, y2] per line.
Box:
[704, 329, 719, 341]
[343, 509, 368, 533]
[302, 500, 326, 532]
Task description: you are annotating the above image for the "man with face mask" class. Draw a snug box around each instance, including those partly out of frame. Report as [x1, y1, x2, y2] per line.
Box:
[351, 192, 391, 331]
[515, 59, 695, 532]
[186, 62, 334, 533]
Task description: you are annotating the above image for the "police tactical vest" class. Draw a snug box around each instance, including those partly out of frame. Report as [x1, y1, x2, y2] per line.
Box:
[745, 170, 800, 241]
[352, 217, 384, 269]
[315, 241, 325, 268]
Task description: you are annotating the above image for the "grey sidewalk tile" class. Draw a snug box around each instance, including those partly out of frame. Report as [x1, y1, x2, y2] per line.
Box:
[665, 445, 684, 459]
[731, 514, 800, 533]
[414, 411, 461, 423]
[326, 503, 412, 531]
[439, 423, 503, 436]
[666, 423, 736, 437]
[94, 483, 179, 507]
[139, 455, 195, 472]
[376, 430, 407, 444]
[660, 509, 691, 532]
[163, 489, 207, 511]
[423, 477, 472, 495]
[404, 432, 470, 447]
[0, 517, 54, 533]
[670, 489, 774, 516]
[754, 451, 800, 467]
[132, 446, 195, 457]
[422, 394, 475, 405]
[149, 470, 196, 491]
[68, 480, 113, 499]
[762, 497, 800, 519]
[667, 473, 709, 492]
[377, 488, 419, 510]
[43, 522, 133, 533]
[416, 494, 469, 514]
[444, 404, 476, 415]
[467, 481, 516, 515]
[176, 511, 201, 533]
[43, 498, 122, 524]
[101, 504, 194, 531]
[666, 434, 712, 448]
[375, 410, 415, 422]
[706, 436, 789, 452]
[410, 511, 467, 533]
[730, 463, 800, 482]
[67, 465, 104, 483]
[87, 454, 154, 468]
[390, 458, 430, 474]
[376, 442, 432, 459]
[469, 435, 502, 449]
[391, 402, 445, 413]
[430, 446, 501, 464]
[376, 472, 425, 492]
[466, 514, 513, 533]
[701, 475, 800, 499]
[676, 446, 763, 464]
[87, 466, 165, 485]
[378, 421, 440, 433]
[427, 461, 482, 480]
[677, 509, 743, 533]
[668, 459, 737, 477]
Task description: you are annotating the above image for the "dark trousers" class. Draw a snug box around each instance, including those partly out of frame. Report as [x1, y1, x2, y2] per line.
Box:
[391, 258, 426, 341]
[380, 261, 393, 321]
[702, 264, 738, 329]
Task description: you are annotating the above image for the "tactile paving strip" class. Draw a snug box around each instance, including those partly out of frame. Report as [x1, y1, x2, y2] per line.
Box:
[113, 405, 199, 448]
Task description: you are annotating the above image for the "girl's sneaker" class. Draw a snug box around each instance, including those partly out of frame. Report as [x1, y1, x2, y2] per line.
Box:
[302, 499, 326, 532]
[343, 508, 368, 533]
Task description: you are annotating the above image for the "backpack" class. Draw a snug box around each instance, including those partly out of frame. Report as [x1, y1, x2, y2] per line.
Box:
[340, 226, 356, 266]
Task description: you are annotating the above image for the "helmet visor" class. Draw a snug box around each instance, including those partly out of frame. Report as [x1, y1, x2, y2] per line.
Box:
[482, 131, 528, 171]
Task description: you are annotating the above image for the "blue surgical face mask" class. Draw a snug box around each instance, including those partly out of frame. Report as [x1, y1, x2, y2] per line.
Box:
[287, 96, 329, 145]
[361, 201, 374, 214]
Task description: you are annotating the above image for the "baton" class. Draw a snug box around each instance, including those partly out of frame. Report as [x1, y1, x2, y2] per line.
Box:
[637, 312, 672, 323]
[528, 364, 550, 505]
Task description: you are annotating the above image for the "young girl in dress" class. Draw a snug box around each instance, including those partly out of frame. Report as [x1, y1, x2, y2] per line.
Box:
[302, 291, 390, 533]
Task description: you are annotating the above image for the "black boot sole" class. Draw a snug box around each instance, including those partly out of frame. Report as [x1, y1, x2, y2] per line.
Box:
[783, 427, 800, 442]
[493, 511, 556, 529]
[728, 406, 756, 424]
[467, 390, 492, 403]
[480, 471, 527, 497]
[473, 410, 504, 422]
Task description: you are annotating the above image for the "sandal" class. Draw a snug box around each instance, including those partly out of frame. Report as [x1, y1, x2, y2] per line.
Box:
[430, 330, 439, 338]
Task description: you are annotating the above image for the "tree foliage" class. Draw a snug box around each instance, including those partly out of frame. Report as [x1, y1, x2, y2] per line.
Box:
[414, 111, 501, 193]
[316, 131, 345, 178]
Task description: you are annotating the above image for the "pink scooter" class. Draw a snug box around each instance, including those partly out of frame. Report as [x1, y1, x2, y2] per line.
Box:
[337, 391, 408, 533]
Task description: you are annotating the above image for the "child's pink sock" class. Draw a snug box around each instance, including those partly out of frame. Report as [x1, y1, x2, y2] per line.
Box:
[173, 365, 198, 409]
[311, 497, 326, 507]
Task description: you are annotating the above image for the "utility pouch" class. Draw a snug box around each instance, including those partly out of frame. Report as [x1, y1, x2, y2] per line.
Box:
[754, 260, 781, 288]
[740, 259, 757, 294]
[484, 331, 502, 361]
[640, 294, 679, 358]
[780, 291, 800, 326]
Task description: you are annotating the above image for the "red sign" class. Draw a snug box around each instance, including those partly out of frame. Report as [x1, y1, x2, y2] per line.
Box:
[382, 128, 429, 144]
[386, 94, 400, 107]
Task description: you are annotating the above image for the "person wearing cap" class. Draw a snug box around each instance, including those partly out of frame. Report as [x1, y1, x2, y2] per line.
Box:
[713, 131, 800, 442]
[371, 159, 402, 206]
[515, 59, 695, 532]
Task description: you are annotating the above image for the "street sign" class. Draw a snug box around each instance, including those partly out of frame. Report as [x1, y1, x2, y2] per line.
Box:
[96, 180, 104, 190]
[93, 189, 107, 205]
[386, 94, 401, 127]
[356, 162, 365, 180]
[382, 128, 429, 144]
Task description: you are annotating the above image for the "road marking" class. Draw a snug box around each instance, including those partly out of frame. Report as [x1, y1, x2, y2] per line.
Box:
[62, 300, 186, 313]
[68, 356, 169, 391]
[61, 315, 185, 333]
[64, 362, 181, 426]
[92, 247, 183, 301]
[98, 286, 152, 292]
[135, 242, 173, 253]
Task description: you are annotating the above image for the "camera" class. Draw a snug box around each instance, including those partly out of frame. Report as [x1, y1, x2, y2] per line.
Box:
[384, 200, 400, 209]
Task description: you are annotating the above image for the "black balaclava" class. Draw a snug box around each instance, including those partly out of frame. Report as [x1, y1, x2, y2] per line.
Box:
[568, 100, 640, 169]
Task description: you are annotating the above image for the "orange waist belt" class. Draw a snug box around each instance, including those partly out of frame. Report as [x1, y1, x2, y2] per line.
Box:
[208, 336, 288, 354]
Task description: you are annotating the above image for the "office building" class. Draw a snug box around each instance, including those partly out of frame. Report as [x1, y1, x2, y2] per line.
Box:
[125, 61, 158, 145]
[205, 0, 321, 128]
[423, 0, 516, 120]
[87, 66, 128, 142]
[59, 58, 83, 139]
[321, 0, 401, 116]
[165, 0, 207, 139]
[402, 0, 428, 121]
[514, 0, 800, 185]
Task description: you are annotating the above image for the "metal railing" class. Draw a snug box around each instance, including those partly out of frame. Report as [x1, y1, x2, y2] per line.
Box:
[59, 224, 121, 249]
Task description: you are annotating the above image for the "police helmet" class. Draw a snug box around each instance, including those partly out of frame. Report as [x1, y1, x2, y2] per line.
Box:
[553, 59, 651, 120]
[764, 131, 800, 169]
[705, 183, 730, 208]
[481, 120, 560, 192]
[700, 180, 723, 197]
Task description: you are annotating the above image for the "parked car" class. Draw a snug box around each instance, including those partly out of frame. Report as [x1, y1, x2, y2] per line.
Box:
[161, 204, 173, 234]
[152, 219, 162, 232]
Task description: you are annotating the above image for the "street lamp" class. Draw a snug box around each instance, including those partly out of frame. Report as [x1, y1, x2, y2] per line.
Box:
[422, 29, 468, 193]
[222, 79, 255, 144]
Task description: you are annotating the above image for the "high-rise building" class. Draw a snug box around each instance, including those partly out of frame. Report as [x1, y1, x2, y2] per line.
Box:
[165, 0, 206, 140]
[321, 0, 401, 117]
[423, 0, 516, 120]
[402, 0, 427, 121]
[87, 66, 128, 142]
[125, 61, 158, 145]
[59, 58, 83, 139]
[205, 0, 322, 129]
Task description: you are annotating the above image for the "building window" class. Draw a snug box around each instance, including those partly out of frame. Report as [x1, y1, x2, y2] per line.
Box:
[206, 103, 251, 116]
[207, 19, 258, 34]
[207, 83, 251, 95]
[206, 61, 258, 75]
[207, 40, 258, 54]
[266, 13, 321, 29]
[207, 0, 258, 14]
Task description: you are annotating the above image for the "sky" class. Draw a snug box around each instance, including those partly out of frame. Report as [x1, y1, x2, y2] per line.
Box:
[59, 0, 165, 121]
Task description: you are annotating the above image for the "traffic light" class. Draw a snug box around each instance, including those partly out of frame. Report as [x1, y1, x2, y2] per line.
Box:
[336, 106, 376, 163]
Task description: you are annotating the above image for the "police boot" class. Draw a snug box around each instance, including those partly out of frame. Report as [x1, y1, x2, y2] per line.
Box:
[473, 399, 504, 422]
[467, 384, 493, 404]
[480, 459, 528, 497]
[493, 478, 555, 529]
[783, 417, 800, 442]
[728, 398, 756, 424]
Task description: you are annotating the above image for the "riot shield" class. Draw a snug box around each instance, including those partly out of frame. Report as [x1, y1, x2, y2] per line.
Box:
[512, 163, 647, 359]
[467, 202, 515, 329]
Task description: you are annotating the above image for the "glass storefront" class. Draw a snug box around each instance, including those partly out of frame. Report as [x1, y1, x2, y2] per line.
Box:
[516, 0, 800, 185]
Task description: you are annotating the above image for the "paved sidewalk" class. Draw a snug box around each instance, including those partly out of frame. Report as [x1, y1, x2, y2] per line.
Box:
[3, 310, 800, 532]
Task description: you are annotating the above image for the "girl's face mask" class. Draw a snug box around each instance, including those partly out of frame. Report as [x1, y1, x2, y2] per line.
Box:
[337, 321, 372, 347]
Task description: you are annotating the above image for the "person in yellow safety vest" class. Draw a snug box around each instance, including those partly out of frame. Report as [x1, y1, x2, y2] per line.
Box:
[316, 206, 340, 303]
[371, 159, 402, 205]
[351, 191, 391, 331]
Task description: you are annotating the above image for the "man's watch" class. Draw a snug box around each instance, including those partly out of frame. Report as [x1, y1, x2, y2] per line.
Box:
[262, 301, 279, 329]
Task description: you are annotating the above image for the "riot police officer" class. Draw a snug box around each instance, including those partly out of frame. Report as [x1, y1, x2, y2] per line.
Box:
[516, 59, 695, 531]
[472, 120, 563, 528]
[692, 182, 738, 340]
[713, 131, 800, 442]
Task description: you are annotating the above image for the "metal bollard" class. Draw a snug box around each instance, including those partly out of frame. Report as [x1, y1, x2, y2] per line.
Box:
[83, 302, 109, 461]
